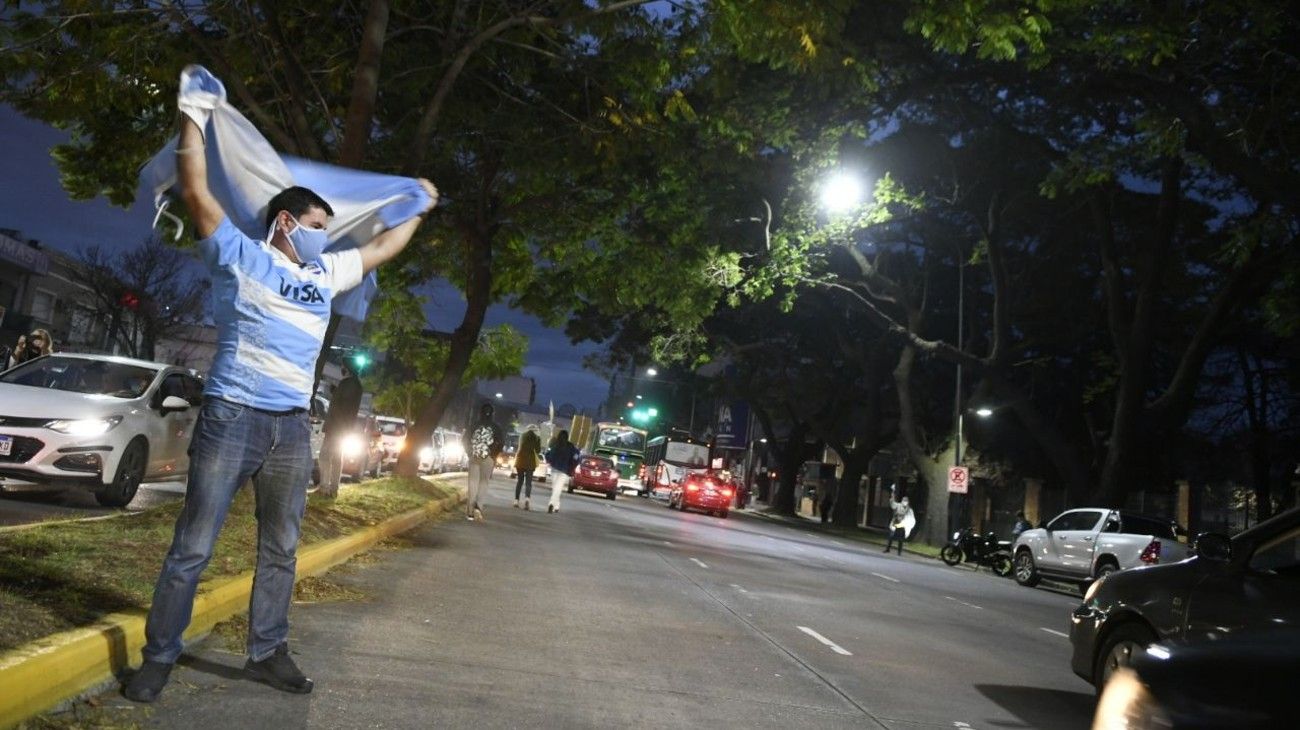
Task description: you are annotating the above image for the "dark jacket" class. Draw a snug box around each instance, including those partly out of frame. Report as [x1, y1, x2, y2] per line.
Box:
[324, 375, 363, 433]
[544, 440, 581, 476]
[465, 418, 504, 460]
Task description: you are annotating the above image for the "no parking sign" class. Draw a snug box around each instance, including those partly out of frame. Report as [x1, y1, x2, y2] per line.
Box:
[947, 466, 969, 494]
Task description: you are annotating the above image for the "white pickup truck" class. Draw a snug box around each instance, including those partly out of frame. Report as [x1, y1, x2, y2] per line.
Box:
[1011, 508, 1191, 590]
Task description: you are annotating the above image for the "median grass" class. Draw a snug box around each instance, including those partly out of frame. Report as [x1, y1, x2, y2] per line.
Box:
[0, 476, 458, 654]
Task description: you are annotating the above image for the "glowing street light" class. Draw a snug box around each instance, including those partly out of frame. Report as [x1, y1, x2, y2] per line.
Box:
[820, 171, 866, 214]
[495, 392, 504, 399]
[975, 407, 994, 418]
[646, 367, 658, 377]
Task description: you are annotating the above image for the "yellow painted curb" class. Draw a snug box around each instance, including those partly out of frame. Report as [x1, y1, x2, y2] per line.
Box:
[0, 486, 465, 729]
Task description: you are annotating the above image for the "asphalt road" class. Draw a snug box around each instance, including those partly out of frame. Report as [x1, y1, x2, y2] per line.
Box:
[0, 480, 186, 527]
[92, 473, 1095, 729]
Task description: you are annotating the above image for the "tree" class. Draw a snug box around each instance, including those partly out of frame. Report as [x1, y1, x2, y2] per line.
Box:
[71, 236, 209, 360]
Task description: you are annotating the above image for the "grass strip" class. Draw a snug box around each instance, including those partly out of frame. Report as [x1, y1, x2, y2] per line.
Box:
[0, 477, 457, 654]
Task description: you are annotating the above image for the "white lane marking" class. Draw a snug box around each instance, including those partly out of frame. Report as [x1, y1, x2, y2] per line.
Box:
[662, 540, 674, 546]
[1040, 628, 1069, 638]
[944, 596, 983, 610]
[954, 723, 973, 729]
[729, 583, 749, 594]
[871, 572, 900, 583]
[797, 626, 853, 656]
[690, 558, 709, 569]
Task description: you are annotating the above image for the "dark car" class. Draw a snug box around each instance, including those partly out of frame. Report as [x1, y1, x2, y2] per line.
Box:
[1069, 506, 1300, 690]
[1092, 630, 1300, 729]
[569, 455, 618, 500]
[668, 471, 733, 518]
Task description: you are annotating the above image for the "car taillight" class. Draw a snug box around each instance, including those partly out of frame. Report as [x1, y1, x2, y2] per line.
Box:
[1139, 539, 1161, 564]
[686, 484, 700, 492]
[722, 488, 733, 498]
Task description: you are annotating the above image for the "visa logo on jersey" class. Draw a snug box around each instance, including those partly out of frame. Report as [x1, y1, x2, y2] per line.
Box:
[278, 278, 326, 304]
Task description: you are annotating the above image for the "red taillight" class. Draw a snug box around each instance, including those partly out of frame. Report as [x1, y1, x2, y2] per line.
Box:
[722, 488, 733, 498]
[686, 484, 700, 492]
[1140, 539, 1161, 564]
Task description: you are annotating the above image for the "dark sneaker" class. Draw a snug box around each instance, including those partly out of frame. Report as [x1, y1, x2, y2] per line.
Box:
[123, 660, 173, 703]
[245, 644, 313, 694]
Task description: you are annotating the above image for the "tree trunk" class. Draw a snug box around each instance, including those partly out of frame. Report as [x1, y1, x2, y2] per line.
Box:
[893, 342, 949, 545]
[394, 228, 493, 477]
[832, 453, 869, 527]
[769, 421, 808, 515]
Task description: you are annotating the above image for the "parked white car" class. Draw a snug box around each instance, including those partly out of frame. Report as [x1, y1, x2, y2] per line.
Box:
[0, 353, 202, 507]
[1012, 508, 1192, 590]
[375, 415, 408, 472]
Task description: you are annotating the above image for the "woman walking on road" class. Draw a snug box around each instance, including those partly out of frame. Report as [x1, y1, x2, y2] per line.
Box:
[544, 430, 580, 514]
[513, 425, 541, 510]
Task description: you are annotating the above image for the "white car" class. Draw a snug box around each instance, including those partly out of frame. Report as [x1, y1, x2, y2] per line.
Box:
[375, 415, 407, 472]
[1011, 508, 1192, 590]
[0, 353, 202, 507]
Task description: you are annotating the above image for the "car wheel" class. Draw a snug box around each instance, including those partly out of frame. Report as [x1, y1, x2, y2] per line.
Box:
[719, 510, 728, 519]
[1095, 560, 1120, 581]
[95, 438, 147, 508]
[606, 491, 616, 501]
[567, 485, 574, 494]
[1093, 622, 1157, 690]
[1013, 549, 1041, 587]
[940, 545, 963, 566]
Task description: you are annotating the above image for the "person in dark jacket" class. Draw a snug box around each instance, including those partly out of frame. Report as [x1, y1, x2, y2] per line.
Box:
[513, 425, 542, 510]
[543, 429, 580, 514]
[463, 403, 504, 521]
[819, 474, 837, 524]
[318, 363, 363, 498]
[1012, 511, 1034, 539]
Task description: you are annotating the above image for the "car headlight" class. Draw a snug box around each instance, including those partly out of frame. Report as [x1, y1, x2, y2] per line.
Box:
[419, 447, 434, 461]
[341, 434, 365, 457]
[46, 416, 123, 436]
[1092, 667, 1170, 730]
[396, 437, 406, 451]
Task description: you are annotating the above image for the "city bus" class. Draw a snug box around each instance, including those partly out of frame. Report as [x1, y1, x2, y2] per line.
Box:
[641, 434, 710, 499]
[588, 422, 649, 495]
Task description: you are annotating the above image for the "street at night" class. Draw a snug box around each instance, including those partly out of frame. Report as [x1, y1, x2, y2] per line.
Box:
[86, 473, 1091, 730]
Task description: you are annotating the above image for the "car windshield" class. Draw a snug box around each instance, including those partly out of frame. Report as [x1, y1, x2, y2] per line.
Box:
[664, 442, 709, 467]
[0, 356, 157, 399]
[379, 421, 407, 436]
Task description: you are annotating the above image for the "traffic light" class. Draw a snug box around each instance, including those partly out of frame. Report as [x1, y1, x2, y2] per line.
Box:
[630, 406, 659, 424]
[351, 351, 370, 371]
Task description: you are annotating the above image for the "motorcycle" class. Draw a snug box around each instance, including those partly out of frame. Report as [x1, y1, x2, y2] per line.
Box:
[941, 527, 1014, 577]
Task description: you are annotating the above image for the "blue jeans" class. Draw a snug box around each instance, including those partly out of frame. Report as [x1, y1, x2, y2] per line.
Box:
[143, 398, 312, 664]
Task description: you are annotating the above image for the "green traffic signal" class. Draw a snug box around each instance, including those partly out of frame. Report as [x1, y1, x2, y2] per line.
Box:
[352, 352, 370, 370]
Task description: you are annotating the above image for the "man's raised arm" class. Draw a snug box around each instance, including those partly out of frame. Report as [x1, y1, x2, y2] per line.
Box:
[357, 179, 439, 273]
[176, 116, 225, 239]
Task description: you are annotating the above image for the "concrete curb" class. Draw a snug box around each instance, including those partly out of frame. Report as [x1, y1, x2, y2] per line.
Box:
[0, 485, 465, 729]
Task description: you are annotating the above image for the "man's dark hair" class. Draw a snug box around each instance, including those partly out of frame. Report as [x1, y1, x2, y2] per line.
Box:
[480, 403, 494, 418]
[339, 363, 353, 378]
[265, 186, 334, 228]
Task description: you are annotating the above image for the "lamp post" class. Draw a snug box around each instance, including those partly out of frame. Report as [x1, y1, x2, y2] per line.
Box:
[953, 247, 965, 533]
[636, 367, 698, 434]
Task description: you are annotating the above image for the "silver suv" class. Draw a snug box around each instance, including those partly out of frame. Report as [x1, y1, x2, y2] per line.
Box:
[1012, 508, 1191, 590]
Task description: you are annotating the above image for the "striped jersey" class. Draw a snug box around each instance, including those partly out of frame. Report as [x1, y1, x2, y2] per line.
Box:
[199, 217, 363, 411]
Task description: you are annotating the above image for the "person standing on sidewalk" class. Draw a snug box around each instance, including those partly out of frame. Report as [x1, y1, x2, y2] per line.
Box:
[124, 112, 436, 704]
[317, 363, 362, 498]
[819, 474, 838, 524]
[544, 429, 580, 514]
[464, 403, 504, 521]
[883, 486, 914, 555]
[513, 425, 541, 510]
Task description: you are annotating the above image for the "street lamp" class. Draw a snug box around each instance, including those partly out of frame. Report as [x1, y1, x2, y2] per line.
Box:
[643, 367, 698, 433]
[820, 171, 866, 214]
[975, 407, 993, 418]
[495, 392, 503, 399]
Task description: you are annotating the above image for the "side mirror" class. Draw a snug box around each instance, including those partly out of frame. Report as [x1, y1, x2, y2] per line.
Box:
[1195, 532, 1232, 562]
[161, 395, 191, 412]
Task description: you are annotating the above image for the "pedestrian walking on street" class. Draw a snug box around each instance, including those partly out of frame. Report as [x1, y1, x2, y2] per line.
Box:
[464, 403, 504, 522]
[513, 425, 541, 510]
[819, 474, 837, 524]
[4, 328, 54, 370]
[317, 363, 362, 498]
[883, 486, 914, 555]
[544, 429, 581, 514]
[124, 108, 436, 704]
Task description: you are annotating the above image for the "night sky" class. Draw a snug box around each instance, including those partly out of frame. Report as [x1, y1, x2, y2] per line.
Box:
[0, 104, 611, 411]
